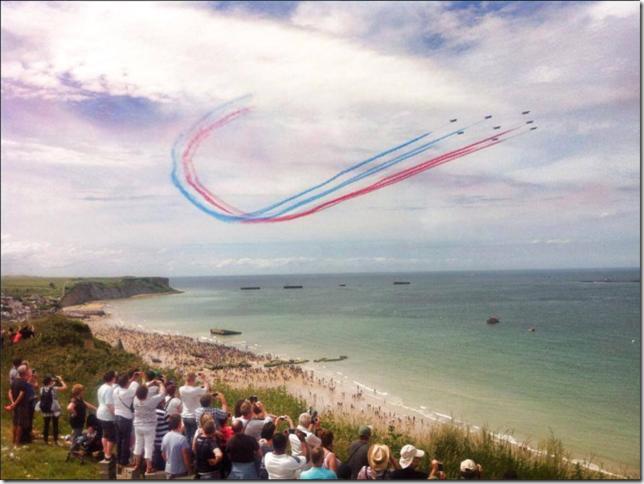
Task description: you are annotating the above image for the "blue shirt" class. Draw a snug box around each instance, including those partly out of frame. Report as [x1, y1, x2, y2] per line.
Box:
[161, 431, 190, 475]
[300, 466, 337, 480]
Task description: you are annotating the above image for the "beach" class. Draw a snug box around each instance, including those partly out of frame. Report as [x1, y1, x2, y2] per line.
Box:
[62, 279, 636, 479]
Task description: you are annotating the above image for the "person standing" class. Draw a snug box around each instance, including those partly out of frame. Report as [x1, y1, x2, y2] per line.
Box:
[226, 419, 260, 479]
[96, 371, 117, 463]
[345, 425, 372, 479]
[113, 370, 141, 466]
[39, 375, 67, 445]
[6, 365, 31, 447]
[179, 372, 209, 444]
[132, 381, 166, 475]
[161, 414, 193, 479]
[300, 446, 337, 480]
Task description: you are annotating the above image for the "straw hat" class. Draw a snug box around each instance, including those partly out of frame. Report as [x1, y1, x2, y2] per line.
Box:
[368, 444, 391, 472]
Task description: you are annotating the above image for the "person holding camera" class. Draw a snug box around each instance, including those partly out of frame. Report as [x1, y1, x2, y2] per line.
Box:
[428, 459, 447, 480]
[39, 374, 67, 446]
[289, 412, 320, 458]
[133, 378, 166, 474]
[179, 371, 210, 444]
[195, 391, 229, 430]
[113, 369, 142, 466]
[263, 431, 309, 479]
[243, 401, 275, 441]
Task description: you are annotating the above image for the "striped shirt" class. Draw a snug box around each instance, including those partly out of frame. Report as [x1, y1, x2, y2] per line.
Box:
[155, 408, 169, 447]
[195, 406, 228, 428]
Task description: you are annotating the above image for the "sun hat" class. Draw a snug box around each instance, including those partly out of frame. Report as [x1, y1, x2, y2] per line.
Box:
[368, 444, 391, 472]
[358, 425, 372, 438]
[460, 459, 477, 473]
[399, 444, 425, 469]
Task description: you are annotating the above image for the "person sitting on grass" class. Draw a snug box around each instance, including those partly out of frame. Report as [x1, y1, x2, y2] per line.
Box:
[161, 414, 193, 479]
[263, 432, 309, 480]
[133, 380, 166, 475]
[300, 445, 337, 480]
[390, 444, 427, 479]
[68, 384, 97, 443]
[39, 374, 67, 446]
[194, 419, 224, 479]
[460, 459, 483, 479]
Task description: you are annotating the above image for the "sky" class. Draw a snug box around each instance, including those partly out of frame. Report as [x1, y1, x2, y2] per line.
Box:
[0, 1, 640, 276]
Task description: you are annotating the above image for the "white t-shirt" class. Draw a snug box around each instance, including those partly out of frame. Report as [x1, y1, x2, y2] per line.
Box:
[97, 383, 115, 421]
[288, 426, 313, 458]
[179, 385, 207, 419]
[113, 381, 139, 419]
[264, 452, 307, 480]
[165, 396, 182, 416]
[133, 393, 165, 428]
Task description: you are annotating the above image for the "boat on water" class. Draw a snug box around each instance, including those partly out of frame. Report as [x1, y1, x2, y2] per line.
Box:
[240, 286, 261, 290]
[487, 317, 500, 325]
[393, 281, 411, 285]
[283, 285, 303, 289]
[528, 327, 536, 332]
[210, 328, 242, 336]
[313, 355, 348, 363]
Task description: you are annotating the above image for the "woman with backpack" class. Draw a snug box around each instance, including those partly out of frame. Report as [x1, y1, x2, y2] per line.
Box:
[38, 375, 67, 445]
[67, 384, 97, 442]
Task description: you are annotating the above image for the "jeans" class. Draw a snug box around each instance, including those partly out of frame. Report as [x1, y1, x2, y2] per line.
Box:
[228, 462, 258, 480]
[43, 416, 59, 443]
[115, 415, 133, 466]
[182, 417, 197, 445]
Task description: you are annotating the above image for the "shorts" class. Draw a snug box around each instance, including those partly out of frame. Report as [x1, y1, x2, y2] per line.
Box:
[133, 425, 156, 460]
[100, 419, 117, 442]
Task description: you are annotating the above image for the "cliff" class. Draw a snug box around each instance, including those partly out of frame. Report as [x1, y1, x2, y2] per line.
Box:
[60, 277, 179, 307]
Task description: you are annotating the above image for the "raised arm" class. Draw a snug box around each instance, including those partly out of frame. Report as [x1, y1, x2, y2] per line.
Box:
[55, 376, 68, 391]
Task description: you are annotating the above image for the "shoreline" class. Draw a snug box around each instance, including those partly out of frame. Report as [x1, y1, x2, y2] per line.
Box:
[64, 300, 630, 478]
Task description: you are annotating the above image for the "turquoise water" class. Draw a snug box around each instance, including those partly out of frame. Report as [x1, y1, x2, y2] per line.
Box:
[107, 269, 640, 471]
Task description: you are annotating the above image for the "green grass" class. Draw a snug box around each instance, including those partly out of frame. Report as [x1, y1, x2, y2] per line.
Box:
[1, 315, 626, 480]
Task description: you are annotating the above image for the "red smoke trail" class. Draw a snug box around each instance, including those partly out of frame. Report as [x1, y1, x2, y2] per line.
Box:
[246, 130, 513, 223]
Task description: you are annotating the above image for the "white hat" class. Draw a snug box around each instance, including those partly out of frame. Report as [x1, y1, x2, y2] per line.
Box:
[398, 444, 425, 469]
[460, 459, 477, 473]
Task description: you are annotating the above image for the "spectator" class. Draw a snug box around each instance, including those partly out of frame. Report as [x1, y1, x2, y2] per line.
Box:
[345, 425, 372, 479]
[357, 444, 395, 480]
[264, 432, 308, 480]
[460, 459, 483, 479]
[6, 365, 31, 447]
[96, 370, 117, 463]
[428, 459, 446, 480]
[133, 380, 166, 474]
[318, 428, 340, 473]
[390, 444, 427, 479]
[194, 419, 224, 479]
[244, 401, 274, 440]
[67, 384, 97, 443]
[113, 370, 141, 466]
[218, 413, 234, 446]
[179, 371, 209, 443]
[289, 412, 320, 458]
[9, 358, 22, 385]
[161, 414, 193, 479]
[234, 400, 253, 429]
[39, 374, 67, 445]
[336, 463, 352, 480]
[144, 370, 159, 396]
[226, 419, 260, 479]
[153, 398, 169, 472]
[164, 382, 182, 416]
[300, 445, 337, 480]
[195, 392, 229, 430]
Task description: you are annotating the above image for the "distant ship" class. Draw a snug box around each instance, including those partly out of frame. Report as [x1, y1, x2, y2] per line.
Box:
[240, 286, 261, 290]
[210, 328, 242, 336]
[283, 285, 303, 289]
[393, 281, 411, 285]
[487, 317, 500, 325]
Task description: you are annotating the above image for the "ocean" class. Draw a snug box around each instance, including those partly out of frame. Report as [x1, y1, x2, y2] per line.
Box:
[106, 269, 640, 472]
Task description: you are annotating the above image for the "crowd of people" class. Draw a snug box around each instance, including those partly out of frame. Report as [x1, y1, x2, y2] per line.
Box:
[6, 356, 500, 480]
[1, 324, 36, 346]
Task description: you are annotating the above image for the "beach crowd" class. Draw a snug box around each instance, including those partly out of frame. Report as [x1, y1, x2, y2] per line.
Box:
[6, 356, 496, 480]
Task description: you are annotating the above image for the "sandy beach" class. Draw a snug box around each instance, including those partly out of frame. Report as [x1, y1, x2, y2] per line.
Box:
[61, 300, 627, 478]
